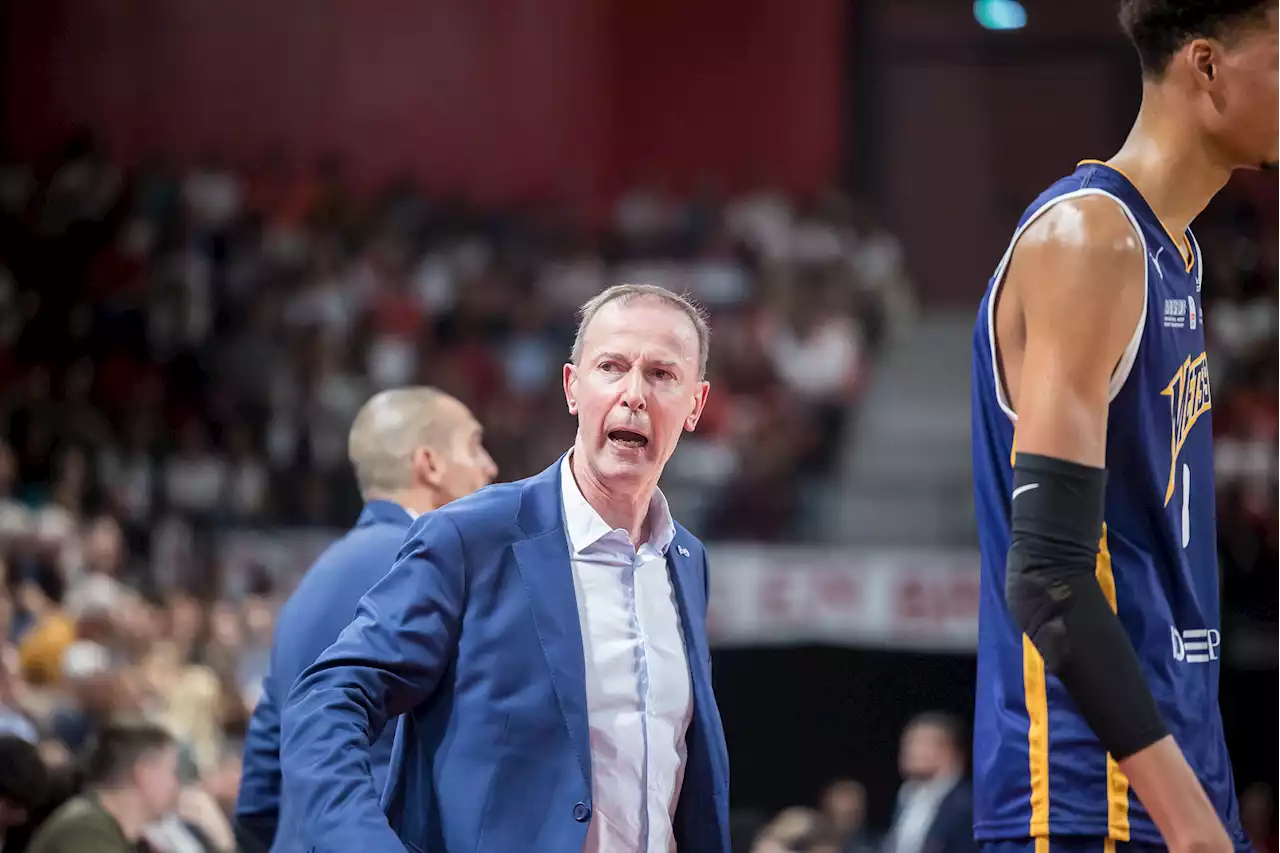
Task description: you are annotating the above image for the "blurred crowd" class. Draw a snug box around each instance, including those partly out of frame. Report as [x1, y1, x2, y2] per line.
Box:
[1198, 178, 1279, 629]
[0, 509, 260, 852]
[0, 131, 913, 556]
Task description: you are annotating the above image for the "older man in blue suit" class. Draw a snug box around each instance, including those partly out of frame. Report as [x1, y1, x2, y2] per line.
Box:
[234, 387, 497, 853]
[280, 283, 732, 853]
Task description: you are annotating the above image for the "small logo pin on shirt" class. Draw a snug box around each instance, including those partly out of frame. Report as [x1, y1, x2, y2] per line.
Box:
[677, 545, 690, 557]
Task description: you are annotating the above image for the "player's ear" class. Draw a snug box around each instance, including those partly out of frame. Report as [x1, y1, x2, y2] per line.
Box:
[1187, 39, 1216, 85]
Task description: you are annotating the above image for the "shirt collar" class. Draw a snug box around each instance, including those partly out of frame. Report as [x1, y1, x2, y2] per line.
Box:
[559, 452, 676, 555]
[357, 500, 416, 527]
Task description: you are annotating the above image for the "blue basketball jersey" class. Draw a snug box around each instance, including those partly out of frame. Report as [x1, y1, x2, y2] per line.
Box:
[970, 161, 1247, 849]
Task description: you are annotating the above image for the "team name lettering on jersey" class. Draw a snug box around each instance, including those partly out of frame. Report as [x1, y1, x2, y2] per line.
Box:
[1161, 352, 1212, 506]
[1171, 626, 1221, 663]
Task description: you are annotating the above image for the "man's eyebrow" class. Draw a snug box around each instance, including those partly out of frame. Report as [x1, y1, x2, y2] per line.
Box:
[595, 351, 682, 370]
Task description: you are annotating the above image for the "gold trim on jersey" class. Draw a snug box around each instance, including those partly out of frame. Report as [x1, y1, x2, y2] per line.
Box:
[1014, 438, 1130, 842]
[1077, 159, 1194, 272]
[1012, 441, 1052, 838]
[1023, 634, 1051, 837]
[1095, 524, 1132, 842]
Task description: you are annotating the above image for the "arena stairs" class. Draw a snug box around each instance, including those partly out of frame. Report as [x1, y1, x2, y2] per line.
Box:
[817, 311, 978, 547]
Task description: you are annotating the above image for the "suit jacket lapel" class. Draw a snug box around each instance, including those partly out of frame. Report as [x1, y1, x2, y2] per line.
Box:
[666, 541, 711, 694]
[668, 535, 730, 849]
[514, 459, 592, 790]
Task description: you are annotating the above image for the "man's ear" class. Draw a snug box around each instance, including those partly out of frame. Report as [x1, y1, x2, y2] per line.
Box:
[563, 363, 579, 415]
[684, 381, 711, 432]
[411, 446, 445, 488]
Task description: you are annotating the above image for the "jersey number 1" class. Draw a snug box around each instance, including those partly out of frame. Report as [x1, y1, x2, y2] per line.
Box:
[1180, 463, 1191, 549]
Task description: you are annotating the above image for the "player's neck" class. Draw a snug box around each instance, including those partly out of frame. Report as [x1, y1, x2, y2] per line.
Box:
[1107, 93, 1233, 237]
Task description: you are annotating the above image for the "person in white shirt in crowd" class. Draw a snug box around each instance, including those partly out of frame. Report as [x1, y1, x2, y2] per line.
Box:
[885, 713, 976, 853]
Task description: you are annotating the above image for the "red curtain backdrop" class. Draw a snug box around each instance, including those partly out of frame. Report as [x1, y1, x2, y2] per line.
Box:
[4, 0, 842, 211]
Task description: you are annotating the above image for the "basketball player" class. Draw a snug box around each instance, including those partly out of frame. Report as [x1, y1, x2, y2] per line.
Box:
[970, 3, 1276, 853]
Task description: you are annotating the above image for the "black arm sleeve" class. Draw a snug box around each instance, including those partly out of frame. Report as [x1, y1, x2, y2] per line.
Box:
[1005, 452, 1169, 761]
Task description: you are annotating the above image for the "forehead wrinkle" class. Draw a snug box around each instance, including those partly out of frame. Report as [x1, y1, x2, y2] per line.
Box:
[587, 299, 701, 357]
[591, 343, 694, 373]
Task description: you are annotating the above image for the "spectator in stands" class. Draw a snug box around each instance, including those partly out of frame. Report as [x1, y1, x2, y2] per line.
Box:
[760, 277, 865, 472]
[883, 713, 975, 853]
[2, 739, 79, 853]
[1241, 783, 1277, 853]
[13, 569, 73, 688]
[47, 613, 120, 754]
[751, 806, 842, 853]
[0, 634, 37, 744]
[820, 778, 879, 853]
[0, 735, 48, 852]
[26, 719, 179, 853]
[63, 516, 131, 620]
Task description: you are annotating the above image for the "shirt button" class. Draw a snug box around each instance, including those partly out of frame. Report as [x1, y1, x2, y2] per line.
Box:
[573, 802, 591, 822]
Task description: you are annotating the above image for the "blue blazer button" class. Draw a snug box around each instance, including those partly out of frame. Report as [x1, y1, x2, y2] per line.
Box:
[573, 803, 591, 822]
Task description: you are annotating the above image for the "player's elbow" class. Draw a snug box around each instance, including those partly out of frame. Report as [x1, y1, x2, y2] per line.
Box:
[1004, 549, 1072, 672]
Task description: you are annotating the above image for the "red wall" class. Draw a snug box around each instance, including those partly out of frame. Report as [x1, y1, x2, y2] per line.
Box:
[4, 0, 842, 209]
[607, 0, 842, 196]
[874, 0, 1137, 305]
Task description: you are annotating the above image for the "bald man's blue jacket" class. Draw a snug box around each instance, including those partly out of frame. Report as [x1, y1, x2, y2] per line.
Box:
[278, 456, 732, 853]
[235, 500, 413, 853]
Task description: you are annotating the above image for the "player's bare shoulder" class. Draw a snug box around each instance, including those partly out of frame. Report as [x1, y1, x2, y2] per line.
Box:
[1009, 194, 1146, 307]
[996, 194, 1148, 414]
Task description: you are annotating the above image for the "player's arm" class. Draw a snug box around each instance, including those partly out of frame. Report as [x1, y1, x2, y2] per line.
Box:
[1004, 197, 1231, 853]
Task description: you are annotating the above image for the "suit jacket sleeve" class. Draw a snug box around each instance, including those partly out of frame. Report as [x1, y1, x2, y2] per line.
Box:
[234, 661, 283, 850]
[237, 552, 368, 851]
[279, 512, 467, 853]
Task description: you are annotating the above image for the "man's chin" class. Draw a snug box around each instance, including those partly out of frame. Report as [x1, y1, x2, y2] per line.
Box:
[596, 442, 660, 477]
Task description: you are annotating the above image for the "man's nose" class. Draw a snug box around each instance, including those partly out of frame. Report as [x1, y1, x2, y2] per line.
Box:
[620, 369, 646, 411]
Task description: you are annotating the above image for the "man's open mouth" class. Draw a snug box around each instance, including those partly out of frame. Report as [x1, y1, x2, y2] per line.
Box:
[607, 429, 649, 449]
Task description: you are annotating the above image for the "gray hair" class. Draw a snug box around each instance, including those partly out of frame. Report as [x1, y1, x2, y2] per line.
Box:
[347, 387, 456, 495]
[570, 283, 711, 380]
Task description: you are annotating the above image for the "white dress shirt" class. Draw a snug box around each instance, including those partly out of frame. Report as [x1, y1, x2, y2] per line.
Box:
[560, 455, 693, 853]
[888, 774, 961, 853]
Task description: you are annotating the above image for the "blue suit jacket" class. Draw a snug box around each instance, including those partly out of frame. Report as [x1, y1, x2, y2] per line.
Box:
[889, 779, 977, 853]
[279, 457, 732, 853]
[927, 781, 977, 853]
[236, 500, 414, 853]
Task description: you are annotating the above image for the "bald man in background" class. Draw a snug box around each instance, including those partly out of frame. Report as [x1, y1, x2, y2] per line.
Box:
[234, 388, 497, 853]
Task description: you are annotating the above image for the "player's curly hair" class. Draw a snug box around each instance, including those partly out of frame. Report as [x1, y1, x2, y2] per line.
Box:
[1119, 0, 1275, 76]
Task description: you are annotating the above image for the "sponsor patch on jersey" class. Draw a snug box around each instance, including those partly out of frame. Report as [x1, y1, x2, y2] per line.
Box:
[1171, 626, 1220, 663]
[1163, 297, 1188, 328]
